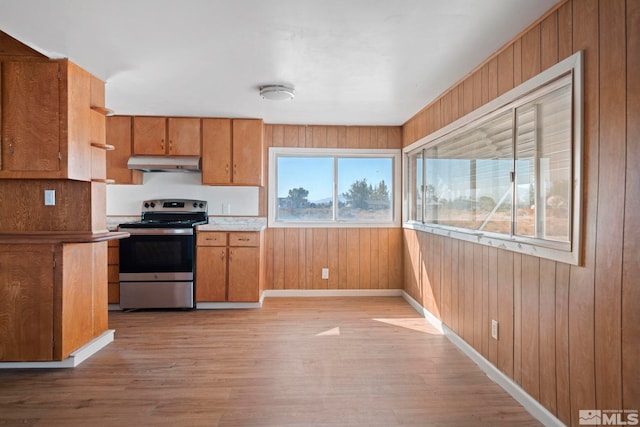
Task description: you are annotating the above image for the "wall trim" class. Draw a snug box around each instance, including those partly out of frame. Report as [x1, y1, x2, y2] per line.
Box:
[262, 289, 403, 298]
[401, 291, 565, 427]
[0, 330, 114, 370]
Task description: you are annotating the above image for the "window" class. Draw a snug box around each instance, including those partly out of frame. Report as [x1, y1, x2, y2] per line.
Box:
[404, 52, 583, 265]
[269, 148, 401, 227]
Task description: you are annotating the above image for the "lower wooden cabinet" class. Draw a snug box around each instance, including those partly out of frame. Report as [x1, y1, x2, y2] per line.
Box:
[196, 231, 263, 303]
[0, 241, 108, 362]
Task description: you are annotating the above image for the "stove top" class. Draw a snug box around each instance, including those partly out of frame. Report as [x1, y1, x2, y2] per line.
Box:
[119, 199, 208, 229]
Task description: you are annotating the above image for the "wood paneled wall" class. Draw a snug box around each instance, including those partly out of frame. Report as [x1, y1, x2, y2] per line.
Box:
[402, 1, 639, 425]
[262, 125, 404, 290]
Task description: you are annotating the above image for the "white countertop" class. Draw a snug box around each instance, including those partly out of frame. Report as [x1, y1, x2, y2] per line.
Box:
[107, 216, 267, 232]
[198, 217, 267, 232]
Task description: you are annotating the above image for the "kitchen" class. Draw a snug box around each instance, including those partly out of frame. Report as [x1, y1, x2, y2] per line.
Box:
[0, 1, 638, 426]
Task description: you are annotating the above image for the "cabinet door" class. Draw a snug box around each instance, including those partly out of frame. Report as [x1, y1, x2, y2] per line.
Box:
[232, 119, 263, 185]
[167, 117, 201, 156]
[0, 245, 54, 361]
[196, 246, 227, 302]
[107, 116, 141, 184]
[228, 246, 260, 302]
[201, 118, 232, 184]
[132, 116, 166, 155]
[1, 61, 60, 172]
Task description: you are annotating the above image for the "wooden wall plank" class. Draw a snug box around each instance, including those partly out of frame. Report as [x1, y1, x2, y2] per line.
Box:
[432, 235, 442, 318]
[284, 228, 299, 289]
[305, 228, 314, 288]
[450, 239, 460, 334]
[513, 253, 522, 385]
[520, 255, 540, 400]
[497, 45, 515, 96]
[298, 229, 307, 289]
[541, 12, 559, 71]
[594, 0, 626, 412]
[441, 237, 452, 326]
[481, 246, 489, 358]
[473, 244, 484, 354]
[377, 229, 389, 289]
[463, 242, 474, 343]
[346, 229, 360, 288]
[327, 229, 339, 288]
[369, 230, 380, 289]
[539, 258, 557, 414]
[623, 0, 640, 411]
[555, 262, 572, 425]
[313, 229, 328, 289]
[272, 228, 285, 290]
[488, 248, 499, 366]
[497, 249, 514, 378]
[358, 229, 371, 289]
[388, 229, 403, 289]
[521, 24, 541, 81]
[569, 0, 599, 423]
[337, 229, 348, 288]
[558, 0, 573, 60]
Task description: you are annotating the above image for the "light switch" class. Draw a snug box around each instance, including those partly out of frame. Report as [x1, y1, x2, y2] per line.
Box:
[44, 189, 56, 206]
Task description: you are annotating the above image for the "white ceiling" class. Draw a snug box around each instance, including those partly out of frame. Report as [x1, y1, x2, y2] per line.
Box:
[0, 0, 558, 126]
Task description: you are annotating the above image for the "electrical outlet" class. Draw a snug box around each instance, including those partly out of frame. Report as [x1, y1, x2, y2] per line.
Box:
[491, 320, 499, 340]
[321, 268, 329, 279]
[44, 189, 56, 206]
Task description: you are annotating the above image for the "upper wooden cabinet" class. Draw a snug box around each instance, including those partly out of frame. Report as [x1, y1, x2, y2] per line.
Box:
[132, 116, 201, 156]
[202, 118, 263, 186]
[0, 59, 102, 181]
[106, 116, 142, 185]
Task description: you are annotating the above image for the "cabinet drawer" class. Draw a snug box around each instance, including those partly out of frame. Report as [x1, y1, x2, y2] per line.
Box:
[197, 232, 227, 246]
[229, 232, 259, 247]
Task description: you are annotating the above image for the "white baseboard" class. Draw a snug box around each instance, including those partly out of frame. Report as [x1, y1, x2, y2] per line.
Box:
[401, 291, 565, 427]
[196, 301, 263, 309]
[262, 289, 403, 298]
[0, 330, 114, 370]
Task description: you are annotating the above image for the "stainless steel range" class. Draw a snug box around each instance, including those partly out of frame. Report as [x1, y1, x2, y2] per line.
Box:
[117, 199, 208, 309]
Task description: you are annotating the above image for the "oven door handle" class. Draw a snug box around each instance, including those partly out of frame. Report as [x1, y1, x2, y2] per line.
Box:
[119, 228, 194, 236]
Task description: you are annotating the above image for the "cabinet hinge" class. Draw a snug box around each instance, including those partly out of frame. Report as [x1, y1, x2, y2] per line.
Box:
[57, 70, 62, 80]
[53, 257, 56, 269]
[52, 337, 55, 349]
[58, 152, 62, 161]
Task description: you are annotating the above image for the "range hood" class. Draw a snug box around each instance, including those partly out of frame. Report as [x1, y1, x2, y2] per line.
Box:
[127, 156, 201, 172]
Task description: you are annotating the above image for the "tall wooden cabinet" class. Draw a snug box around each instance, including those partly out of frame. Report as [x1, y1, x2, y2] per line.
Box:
[201, 118, 263, 186]
[196, 231, 264, 302]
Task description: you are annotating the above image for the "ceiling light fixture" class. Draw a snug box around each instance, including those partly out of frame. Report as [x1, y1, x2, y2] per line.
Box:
[259, 84, 295, 101]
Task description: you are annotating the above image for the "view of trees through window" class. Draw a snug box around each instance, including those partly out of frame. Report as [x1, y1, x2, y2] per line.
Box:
[409, 78, 572, 244]
[276, 156, 394, 223]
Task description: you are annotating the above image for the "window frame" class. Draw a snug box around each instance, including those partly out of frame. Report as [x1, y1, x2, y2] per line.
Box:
[268, 147, 402, 228]
[403, 51, 583, 265]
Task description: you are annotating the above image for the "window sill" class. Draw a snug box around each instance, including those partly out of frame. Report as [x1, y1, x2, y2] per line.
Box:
[403, 221, 579, 266]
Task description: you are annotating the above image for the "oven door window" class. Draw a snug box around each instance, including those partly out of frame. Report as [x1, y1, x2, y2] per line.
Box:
[119, 234, 194, 274]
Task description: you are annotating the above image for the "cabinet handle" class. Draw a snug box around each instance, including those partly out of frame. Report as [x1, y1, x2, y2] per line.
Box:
[233, 163, 237, 176]
[225, 163, 229, 175]
[161, 139, 165, 151]
[221, 250, 226, 260]
[169, 140, 173, 153]
[229, 249, 233, 261]
[9, 138, 15, 155]
[238, 238, 251, 241]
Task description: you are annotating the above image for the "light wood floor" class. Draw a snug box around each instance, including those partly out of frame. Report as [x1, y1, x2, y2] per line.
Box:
[0, 297, 541, 426]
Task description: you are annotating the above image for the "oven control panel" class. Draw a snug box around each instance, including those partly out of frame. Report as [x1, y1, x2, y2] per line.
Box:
[142, 199, 207, 213]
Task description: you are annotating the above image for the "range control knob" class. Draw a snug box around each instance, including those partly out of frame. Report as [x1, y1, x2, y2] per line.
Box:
[150, 202, 156, 208]
[199, 203, 204, 208]
[144, 202, 150, 208]
[193, 202, 198, 208]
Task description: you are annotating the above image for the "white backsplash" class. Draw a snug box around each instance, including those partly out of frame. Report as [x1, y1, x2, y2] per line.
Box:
[106, 172, 259, 216]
